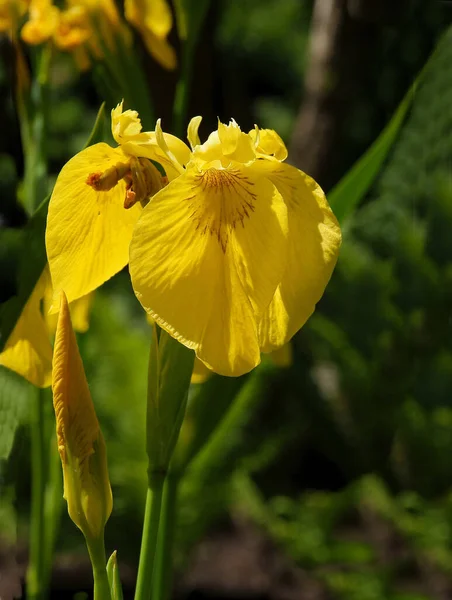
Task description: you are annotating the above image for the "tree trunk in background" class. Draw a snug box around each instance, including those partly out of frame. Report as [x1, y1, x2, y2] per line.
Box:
[289, 0, 407, 190]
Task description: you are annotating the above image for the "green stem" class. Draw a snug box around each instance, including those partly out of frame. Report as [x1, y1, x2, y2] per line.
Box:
[26, 388, 45, 600]
[152, 474, 179, 600]
[134, 473, 166, 600]
[86, 534, 111, 600]
[21, 44, 52, 214]
[41, 433, 63, 593]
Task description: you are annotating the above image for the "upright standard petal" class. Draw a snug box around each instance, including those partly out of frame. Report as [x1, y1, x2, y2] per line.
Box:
[130, 163, 288, 376]
[254, 162, 341, 351]
[46, 143, 141, 307]
[0, 270, 52, 388]
[53, 292, 112, 540]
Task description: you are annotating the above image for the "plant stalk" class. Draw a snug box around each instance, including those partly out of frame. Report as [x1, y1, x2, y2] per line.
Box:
[86, 534, 112, 600]
[134, 472, 166, 600]
[26, 388, 45, 600]
[152, 473, 179, 600]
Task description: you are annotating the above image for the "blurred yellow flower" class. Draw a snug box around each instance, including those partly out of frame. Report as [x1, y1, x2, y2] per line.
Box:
[53, 291, 112, 540]
[124, 0, 176, 70]
[0, 0, 27, 36]
[0, 268, 93, 388]
[21, 0, 127, 69]
[46, 102, 190, 308]
[130, 118, 341, 377]
[21, 0, 60, 45]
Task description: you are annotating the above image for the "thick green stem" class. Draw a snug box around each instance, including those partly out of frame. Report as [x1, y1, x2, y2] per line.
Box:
[134, 473, 166, 600]
[26, 388, 45, 600]
[86, 534, 111, 600]
[152, 474, 179, 600]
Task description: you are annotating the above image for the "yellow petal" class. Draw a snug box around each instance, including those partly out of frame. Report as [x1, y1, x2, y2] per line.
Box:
[53, 291, 112, 539]
[111, 101, 147, 145]
[0, 269, 52, 388]
[254, 162, 341, 351]
[217, 119, 256, 163]
[187, 116, 202, 150]
[124, 0, 175, 69]
[46, 143, 141, 308]
[249, 128, 288, 161]
[21, 0, 60, 44]
[130, 163, 288, 376]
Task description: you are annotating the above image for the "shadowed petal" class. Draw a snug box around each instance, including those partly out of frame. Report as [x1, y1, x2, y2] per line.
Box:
[253, 162, 341, 351]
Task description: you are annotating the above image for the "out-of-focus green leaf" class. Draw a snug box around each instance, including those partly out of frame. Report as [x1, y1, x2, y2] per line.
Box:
[83, 101, 106, 149]
[0, 366, 31, 459]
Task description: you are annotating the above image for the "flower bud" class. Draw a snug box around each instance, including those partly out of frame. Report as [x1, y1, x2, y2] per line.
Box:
[52, 291, 112, 540]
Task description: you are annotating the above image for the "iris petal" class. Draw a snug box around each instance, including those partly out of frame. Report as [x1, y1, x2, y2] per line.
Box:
[46, 143, 141, 308]
[130, 163, 288, 376]
[252, 161, 341, 351]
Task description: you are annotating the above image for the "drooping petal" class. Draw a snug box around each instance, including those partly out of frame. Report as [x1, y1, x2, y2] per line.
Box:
[253, 161, 341, 351]
[0, 269, 52, 388]
[46, 143, 141, 308]
[130, 163, 288, 376]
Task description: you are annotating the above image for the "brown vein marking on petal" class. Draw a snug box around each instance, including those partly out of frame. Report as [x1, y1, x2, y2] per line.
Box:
[188, 168, 257, 252]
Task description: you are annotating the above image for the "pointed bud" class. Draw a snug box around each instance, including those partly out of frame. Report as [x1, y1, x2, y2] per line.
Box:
[52, 291, 112, 540]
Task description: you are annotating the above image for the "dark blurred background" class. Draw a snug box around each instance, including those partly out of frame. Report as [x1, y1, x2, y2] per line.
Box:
[3, 1, 452, 599]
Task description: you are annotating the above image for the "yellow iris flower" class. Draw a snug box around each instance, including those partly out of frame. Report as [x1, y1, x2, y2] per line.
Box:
[46, 102, 190, 308]
[129, 118, 341, 377]
[124, 0, 176, 70]
[0, 0, 27, 36]
[0, 268, 92, 388]
[21, 0, 127, 70]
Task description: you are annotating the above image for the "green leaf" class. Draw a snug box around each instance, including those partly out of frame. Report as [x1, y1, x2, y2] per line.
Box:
[83, 102, 106, 149]
[146, 326, 195, 475]
[106, 551, 124, 600]
[0, 366, 32, 459]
